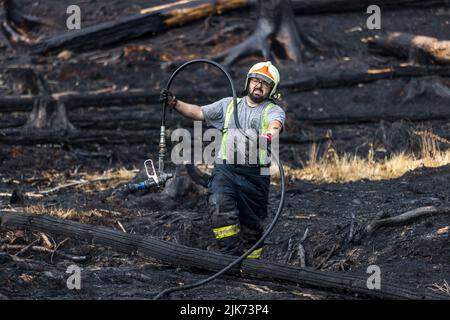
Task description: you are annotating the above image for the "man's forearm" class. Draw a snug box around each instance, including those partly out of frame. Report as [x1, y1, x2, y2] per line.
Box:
[174, 100, 204, 121]
[267, 120, 283, 137]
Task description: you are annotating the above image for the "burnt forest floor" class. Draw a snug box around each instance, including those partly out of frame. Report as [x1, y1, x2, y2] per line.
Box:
[1, 144, 449, 300]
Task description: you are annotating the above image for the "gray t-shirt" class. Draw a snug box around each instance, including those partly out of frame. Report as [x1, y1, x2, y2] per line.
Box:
[201, 97, 286, 165]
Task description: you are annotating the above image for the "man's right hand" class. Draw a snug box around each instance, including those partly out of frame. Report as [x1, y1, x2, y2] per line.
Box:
[160, 89, 178, 108]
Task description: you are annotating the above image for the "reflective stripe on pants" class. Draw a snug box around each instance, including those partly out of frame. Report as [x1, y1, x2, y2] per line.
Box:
[244, 247, 263, 259]
[213, 224, 240, 239]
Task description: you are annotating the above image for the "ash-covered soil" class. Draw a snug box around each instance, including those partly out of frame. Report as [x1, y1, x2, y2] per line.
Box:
[1, 144, 449, 299]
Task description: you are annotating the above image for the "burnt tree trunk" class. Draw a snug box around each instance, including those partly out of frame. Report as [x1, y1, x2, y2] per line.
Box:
[368, 33, 450, 65]
[30, 0, 251, 54]
[21, 70, 75, 131]
[219, 0, 303, 65]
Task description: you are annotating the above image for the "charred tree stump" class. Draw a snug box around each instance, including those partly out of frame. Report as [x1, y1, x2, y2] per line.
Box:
[218, 0, 303, 65]
[368, 33, 450, 65]
[22, 71, 75, 132]
[0, 211, 446, 300]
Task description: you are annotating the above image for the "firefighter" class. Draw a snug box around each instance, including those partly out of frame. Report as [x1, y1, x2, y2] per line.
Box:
[161, 61, 285, 259]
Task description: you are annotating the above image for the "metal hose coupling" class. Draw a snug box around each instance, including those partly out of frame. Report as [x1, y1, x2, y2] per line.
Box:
[126, 172, 173, 193]
[158, 125, 166, 174]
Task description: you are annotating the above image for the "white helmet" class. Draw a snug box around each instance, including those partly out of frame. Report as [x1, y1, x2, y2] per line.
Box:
[244, 61, 280, 99]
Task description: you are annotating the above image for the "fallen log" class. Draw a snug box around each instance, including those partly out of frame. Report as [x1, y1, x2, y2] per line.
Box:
[291, 0, 449, 14]
[30, 0, 252, 54]
[4, 106, 450, 130]
[0, 126, 358, 146]
[368, 33, 450, 65]
[0, 109, 194, 130]
[282, 64, 450, 92]
[2, 63, 450, 114]
[298, 114, 450, 125]
[0, 128, 159, 145]
[0, 211, 445, 299]
[0, 89, 159, 113]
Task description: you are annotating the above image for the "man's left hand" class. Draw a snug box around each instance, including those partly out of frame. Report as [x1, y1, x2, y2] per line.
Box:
[258, 133, 272, 147]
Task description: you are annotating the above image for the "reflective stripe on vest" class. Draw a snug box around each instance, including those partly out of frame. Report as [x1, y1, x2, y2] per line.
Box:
[259, 103, 274, 165]
[221, 98, 241, 161]
[221, 98, 274, 166]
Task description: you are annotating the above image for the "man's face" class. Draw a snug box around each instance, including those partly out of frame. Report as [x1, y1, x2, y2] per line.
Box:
[248, 77, 273, 103]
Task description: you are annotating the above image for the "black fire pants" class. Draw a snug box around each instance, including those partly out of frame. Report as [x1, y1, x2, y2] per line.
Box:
[207, 164, 270, 257]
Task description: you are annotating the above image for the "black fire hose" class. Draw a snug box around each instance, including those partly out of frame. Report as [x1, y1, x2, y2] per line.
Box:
[154, 59, 286, 300]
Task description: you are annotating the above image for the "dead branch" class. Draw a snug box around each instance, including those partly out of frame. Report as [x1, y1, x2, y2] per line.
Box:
[316, 244, 337, 270]
[14, 238, 38, 256]
[366, 206, 450, 235]
[38, 177, 115, 195]
[1, 243, 87, 262]
[297, 243, 306, 268]
[348, 213, 356, 243]
[0, 211, 445, 299]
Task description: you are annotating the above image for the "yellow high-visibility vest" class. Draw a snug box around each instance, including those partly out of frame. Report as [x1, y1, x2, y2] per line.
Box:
[221, 98, 274, 166]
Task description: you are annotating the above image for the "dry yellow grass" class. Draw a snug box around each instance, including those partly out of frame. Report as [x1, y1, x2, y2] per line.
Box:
[83, 168, 138, 181]
[22, 205, 106, 222]
[275, 129, 450, 184]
